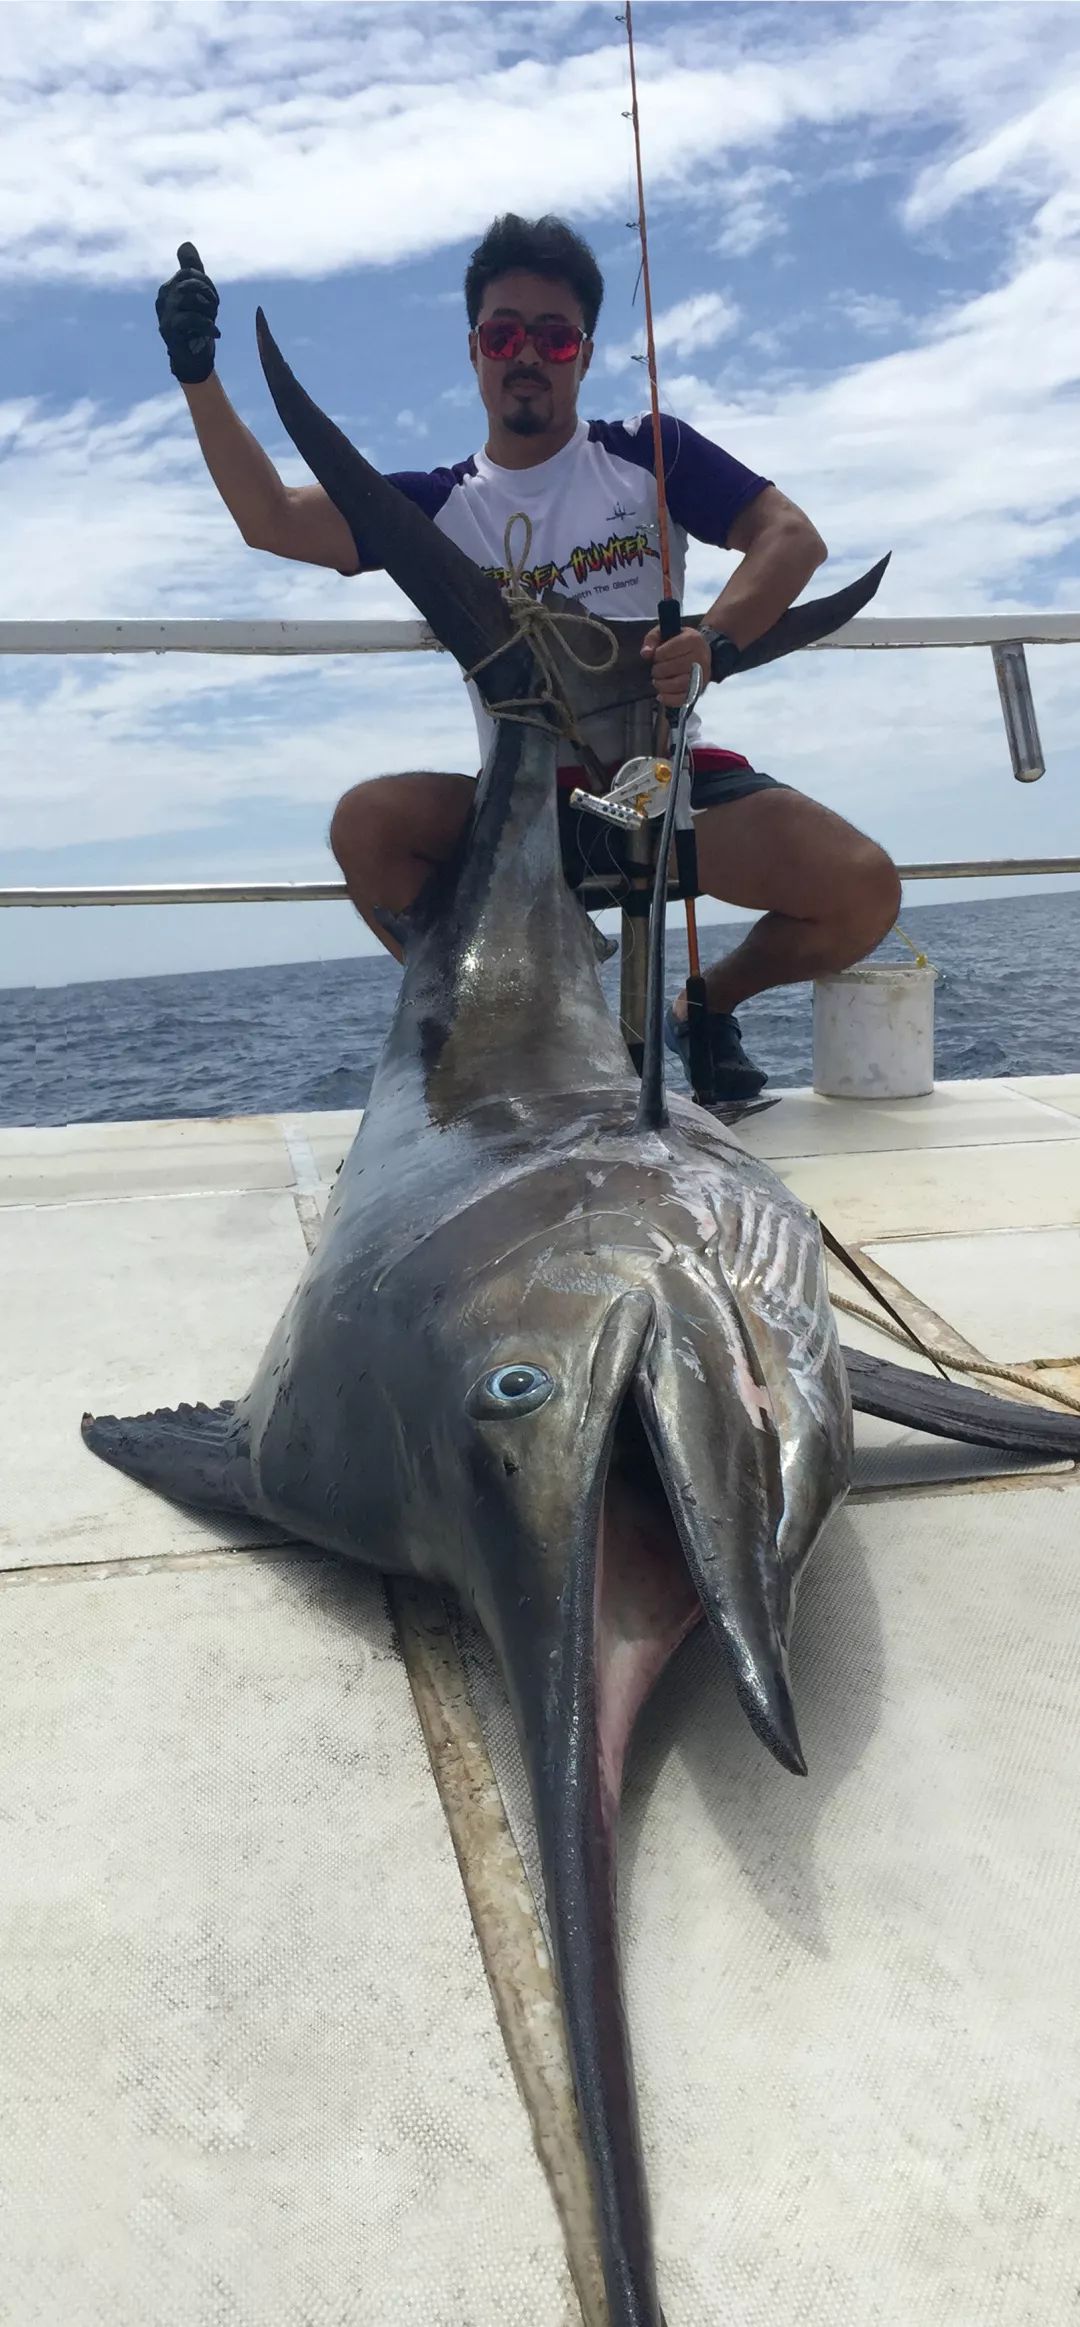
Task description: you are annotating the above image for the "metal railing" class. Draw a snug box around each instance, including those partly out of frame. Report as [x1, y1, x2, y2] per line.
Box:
[3, 611, 1079, 655]
[3, 858, 1080, 911]
[2, 611, 1078, 920]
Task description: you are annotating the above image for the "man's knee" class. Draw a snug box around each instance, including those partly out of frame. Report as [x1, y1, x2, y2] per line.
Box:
[329, 771, 473, 892]
[843, 839, 902, 953]
[811, 834, 901, 971]
[329, 777, 400, 876]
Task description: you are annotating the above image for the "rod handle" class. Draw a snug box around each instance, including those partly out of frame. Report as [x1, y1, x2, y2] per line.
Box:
[675, 827, 699, 899]
[657, 597, 682, 642]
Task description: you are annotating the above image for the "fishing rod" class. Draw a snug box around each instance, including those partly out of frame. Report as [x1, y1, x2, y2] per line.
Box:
[621, 0, 714, 1103]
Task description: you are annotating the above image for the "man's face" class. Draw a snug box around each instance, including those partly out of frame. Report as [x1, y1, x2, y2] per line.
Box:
[470, 269, 593, 442]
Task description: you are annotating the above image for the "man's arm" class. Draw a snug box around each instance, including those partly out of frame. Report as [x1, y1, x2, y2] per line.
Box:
[155, 248, 366, 574]
[182, 376, 364, 575]
[704, 484, 827, 651]
[642, 484, 827, 708]
[637, 416, 827, 704]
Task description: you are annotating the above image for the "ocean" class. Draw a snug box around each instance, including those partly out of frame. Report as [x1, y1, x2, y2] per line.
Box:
[3, 891, 1079, 1129]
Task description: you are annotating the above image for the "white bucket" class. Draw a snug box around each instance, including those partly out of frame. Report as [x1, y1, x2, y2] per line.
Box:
[812, 962, 938, 1100]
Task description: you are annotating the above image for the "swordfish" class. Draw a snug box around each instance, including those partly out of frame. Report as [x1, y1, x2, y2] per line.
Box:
[84, 318, 1080, 2327]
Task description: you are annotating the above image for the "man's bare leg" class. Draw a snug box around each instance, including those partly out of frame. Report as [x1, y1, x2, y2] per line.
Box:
[330, 772, 899, 1048]
[674, 787, 902, 1020]
[329, 772, 476, 960]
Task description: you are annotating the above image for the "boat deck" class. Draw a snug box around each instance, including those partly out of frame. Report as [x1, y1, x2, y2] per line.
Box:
[3, 1077, 1080, 2326]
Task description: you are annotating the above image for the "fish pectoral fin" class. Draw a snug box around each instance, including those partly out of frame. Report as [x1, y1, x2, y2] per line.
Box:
[587, 913, 618, 964]
[842, 1346, 1080, 1460]
[81, 1397, 258, 1518]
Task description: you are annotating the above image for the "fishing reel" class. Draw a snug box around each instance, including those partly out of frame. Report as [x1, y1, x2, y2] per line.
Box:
[567, 755, 676, 831]
[570, 660, 702, 833]
[568, 669, 723, 1112]
[569, 663, 702, 837]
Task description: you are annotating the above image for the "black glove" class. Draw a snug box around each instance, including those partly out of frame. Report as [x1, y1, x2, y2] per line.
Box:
[155, 242, 220, 384]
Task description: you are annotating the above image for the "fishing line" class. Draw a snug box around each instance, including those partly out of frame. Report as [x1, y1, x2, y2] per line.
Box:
[622, 0, 675, 623]
[620, 1, 712, 1099]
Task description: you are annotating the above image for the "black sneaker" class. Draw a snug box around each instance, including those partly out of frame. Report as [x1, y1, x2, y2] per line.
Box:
[664, 1001, 768, 1102]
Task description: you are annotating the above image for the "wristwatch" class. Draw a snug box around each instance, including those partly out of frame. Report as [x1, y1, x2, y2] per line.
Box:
[696, 623, 740, 684]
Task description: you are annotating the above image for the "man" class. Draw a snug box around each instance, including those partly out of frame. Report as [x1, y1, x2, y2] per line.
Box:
[156, 216, 900, 1101]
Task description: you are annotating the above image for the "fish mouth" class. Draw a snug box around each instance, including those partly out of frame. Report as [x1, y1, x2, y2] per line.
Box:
[592, 1388, 703, 1825]
[590, 1361, 805, 1827]
[629, 1361, 805, 1781]
[527, 1287, 804, 1843]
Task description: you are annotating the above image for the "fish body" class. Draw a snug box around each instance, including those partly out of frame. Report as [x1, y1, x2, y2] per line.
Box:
[89, 694, 848, 2321]
[183, 687, 847, 2319]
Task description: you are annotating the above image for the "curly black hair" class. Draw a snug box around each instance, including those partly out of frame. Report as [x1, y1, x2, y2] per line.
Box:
[464, 214, 605, 335]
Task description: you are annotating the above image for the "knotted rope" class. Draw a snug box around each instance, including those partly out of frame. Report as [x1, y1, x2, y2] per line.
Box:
[464, 514, 620, 765]
[830, 1291, 1080, 1419]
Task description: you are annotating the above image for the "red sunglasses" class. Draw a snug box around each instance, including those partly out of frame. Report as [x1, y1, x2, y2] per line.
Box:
[477, 316, 585, 365]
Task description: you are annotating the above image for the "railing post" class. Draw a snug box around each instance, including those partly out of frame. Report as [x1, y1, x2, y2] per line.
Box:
[992, 642, 1045, 782]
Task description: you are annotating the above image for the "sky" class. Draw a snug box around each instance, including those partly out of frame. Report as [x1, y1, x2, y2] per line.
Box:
[1, 0, 1079, 988]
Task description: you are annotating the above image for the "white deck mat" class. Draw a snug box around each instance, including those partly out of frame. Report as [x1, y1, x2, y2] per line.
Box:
[736, 1078, 1080, 1162]
[1, 1192, 310, 1568]
[456, 1482, 1080, 2325]
[0, 1556, 576, 2327]
[864, 1227, 1080, 1365]
[0, 1114, 296, 1205]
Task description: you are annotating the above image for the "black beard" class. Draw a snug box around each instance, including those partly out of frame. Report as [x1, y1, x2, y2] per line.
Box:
[503, 405, 548, 436]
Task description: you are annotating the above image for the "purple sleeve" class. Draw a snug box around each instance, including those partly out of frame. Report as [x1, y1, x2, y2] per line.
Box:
[592, 415, 770, 547]
[660, 415, 771, 545]
[346, 462, 470, 569]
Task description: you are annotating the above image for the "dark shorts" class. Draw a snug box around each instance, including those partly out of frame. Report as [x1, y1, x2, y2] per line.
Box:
[556, 747, 786, 891]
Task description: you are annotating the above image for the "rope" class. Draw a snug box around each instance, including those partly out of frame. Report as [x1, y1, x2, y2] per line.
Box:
[892, 921, 936, 972]
[464, 513, 618, 768]
[831, 1290, 1080, 1418]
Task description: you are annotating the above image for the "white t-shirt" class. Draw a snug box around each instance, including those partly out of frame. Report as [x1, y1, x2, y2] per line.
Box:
[349, 412, 770, 769]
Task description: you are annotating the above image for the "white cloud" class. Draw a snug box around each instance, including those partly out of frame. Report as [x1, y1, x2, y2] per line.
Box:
[0, 384, 413, 622]
[604, 290, 741, 373]
[0, 646, 475, 856]
[0, 387, 473, 855]
[665, 235, 1080, 613]
[904, 81, 1080, 235]
[834, 292, 908, 339]
[0, 5, 1073, 289]
[711, 165, 795, 259]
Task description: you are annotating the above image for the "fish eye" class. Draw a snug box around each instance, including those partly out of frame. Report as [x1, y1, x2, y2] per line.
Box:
[468, 1363, 555, 1418]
